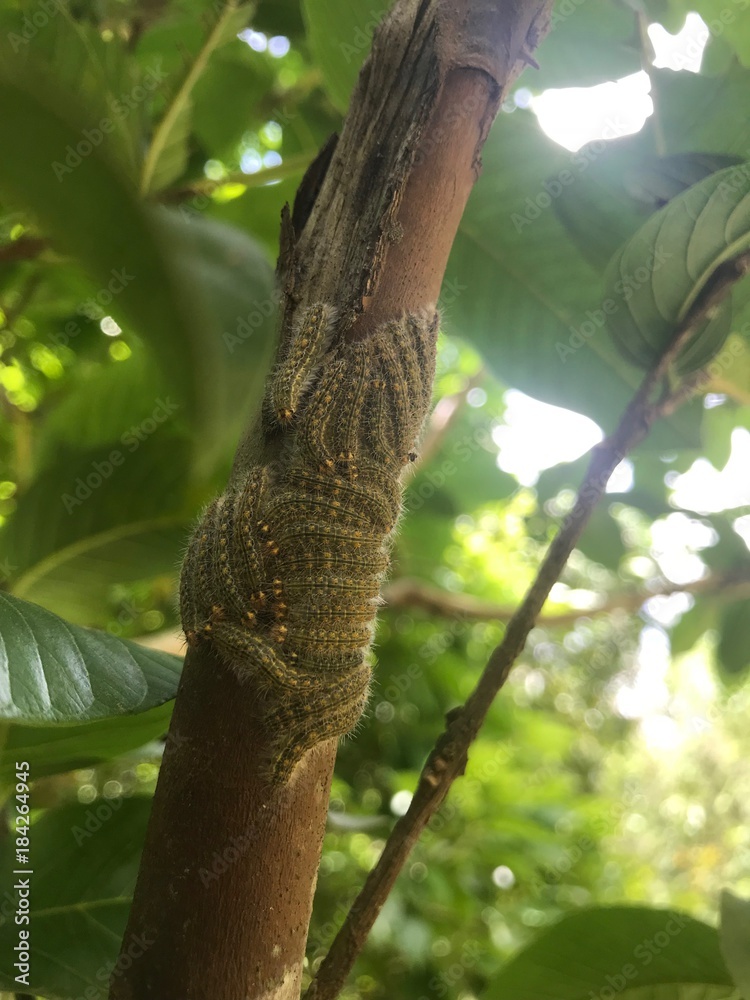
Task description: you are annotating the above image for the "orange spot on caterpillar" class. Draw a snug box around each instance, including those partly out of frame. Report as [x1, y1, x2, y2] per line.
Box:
[179, 306, 438, 783]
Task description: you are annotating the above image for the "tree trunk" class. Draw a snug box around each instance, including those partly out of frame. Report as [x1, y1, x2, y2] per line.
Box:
[110, 2, 553, 998]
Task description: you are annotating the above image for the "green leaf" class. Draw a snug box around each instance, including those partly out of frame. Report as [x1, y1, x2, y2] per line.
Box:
[34, 346, 174, 469]
[302, 0, 380, 112]
[208, 171, 306, 258]
[555, 147, 742, 271]
[192, 50, 271, 155]
[716, 600, 750, 681]
[720, 891, 750, 999]
[0, 797, 151, 997]
[0, 60, 277, 459]
[0, 592, 181, 724]
[604, 165, 750, 375]
[626, 155, 745, 213]
[254, 0, 306, 39]
[0, 701, 173, 781]
[157, 210, 277, 472]
[0, 60, 200, 419]
[484, 906, 735, 1000]
[1, 435, 192, 600]
[523, 4, 640, 90]
[0, 6, 144, 179]
[445, 109, 702, 448]
[685, 1, 750, 67]
[547, 65, 750, 357]
[575, 504, 626, 570]
[11, 520, 189, 626]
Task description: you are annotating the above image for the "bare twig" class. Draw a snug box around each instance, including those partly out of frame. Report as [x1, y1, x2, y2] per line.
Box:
[303, 254, 750, 1000]
[0, 236, 48, 263]
[162, 152, 313, 202]
[382, 568, 750, 627]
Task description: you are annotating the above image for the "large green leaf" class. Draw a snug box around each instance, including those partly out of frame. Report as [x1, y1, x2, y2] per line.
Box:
[0, 59, 278, 462]
[604, 166, 750, 374]
[0, 61, 200, 417]
[444, 109, 702, 447]
[670, 599, 717, 655]
[0, 592, 181, 724]
[0, 435, 192, 594]
[554, 58, 750, 265]
[554, 147, 742, 271]
[679, 0, 750, 67]
[11, 521, 189, 626]
[1, 5, 144, 179]
[255, 0, 306, 39]
[302, 0, 379, 113]
[0, 701, 173, 781]
[32, 211, 276, 481]
[191, 48, 273, 155]
[521, 3, 640, 90]
[34, 346, 175, 470]
[720, 891, 750, 999]
[484, 907, 735, 1000]
[157, 210, 278, 473]
[0, 798, 150, 997]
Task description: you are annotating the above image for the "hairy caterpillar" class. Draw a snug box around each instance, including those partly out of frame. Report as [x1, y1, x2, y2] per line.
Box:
[180, 305, 438, 782]
[268, 303, 336, 425]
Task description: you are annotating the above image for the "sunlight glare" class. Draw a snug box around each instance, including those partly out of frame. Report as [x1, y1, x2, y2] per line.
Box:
[493, 390, 602, 486]
[615, 625, 670, 720]
[650, 512, 713, 585]
[532, 72, 652, 153]
[648, 13, 709, 73]
[670, 429, 750, 514]
[531, 15, 709, 152]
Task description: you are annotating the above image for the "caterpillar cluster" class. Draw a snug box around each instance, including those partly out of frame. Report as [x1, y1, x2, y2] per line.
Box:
[180, 305, 438, 782]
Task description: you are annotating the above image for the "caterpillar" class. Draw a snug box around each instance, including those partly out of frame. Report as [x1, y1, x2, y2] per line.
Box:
[268, 303, 337, 426]
[180, 305, 438, 782]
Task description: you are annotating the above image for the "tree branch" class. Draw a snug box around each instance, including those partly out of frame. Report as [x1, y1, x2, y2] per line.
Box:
[111, 3, 555, 999]
[303, 253, 750, 1000]
[382, 568, 750, 626]
[161, 152, 313, 203]
[0, 236, 48, 263]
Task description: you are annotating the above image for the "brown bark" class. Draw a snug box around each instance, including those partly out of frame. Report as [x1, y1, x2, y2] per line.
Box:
[111, 2, 553, 998]
[110, 646, 336, 1000]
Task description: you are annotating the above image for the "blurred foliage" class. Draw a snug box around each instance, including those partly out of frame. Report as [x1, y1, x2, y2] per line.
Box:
[0, 0, 749, 998]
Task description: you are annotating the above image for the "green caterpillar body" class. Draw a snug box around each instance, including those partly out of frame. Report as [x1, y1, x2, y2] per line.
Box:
[180, 306, 438, 781]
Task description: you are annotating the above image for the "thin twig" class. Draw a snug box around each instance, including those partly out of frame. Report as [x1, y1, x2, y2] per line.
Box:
[0, 154, 311, 269]
[139, 1, 240, 196]
[0, 236, 48, 264]
[382, 568, 750, 627]
[303, 254, 750, 1000]
[161, 151, 313, 203]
